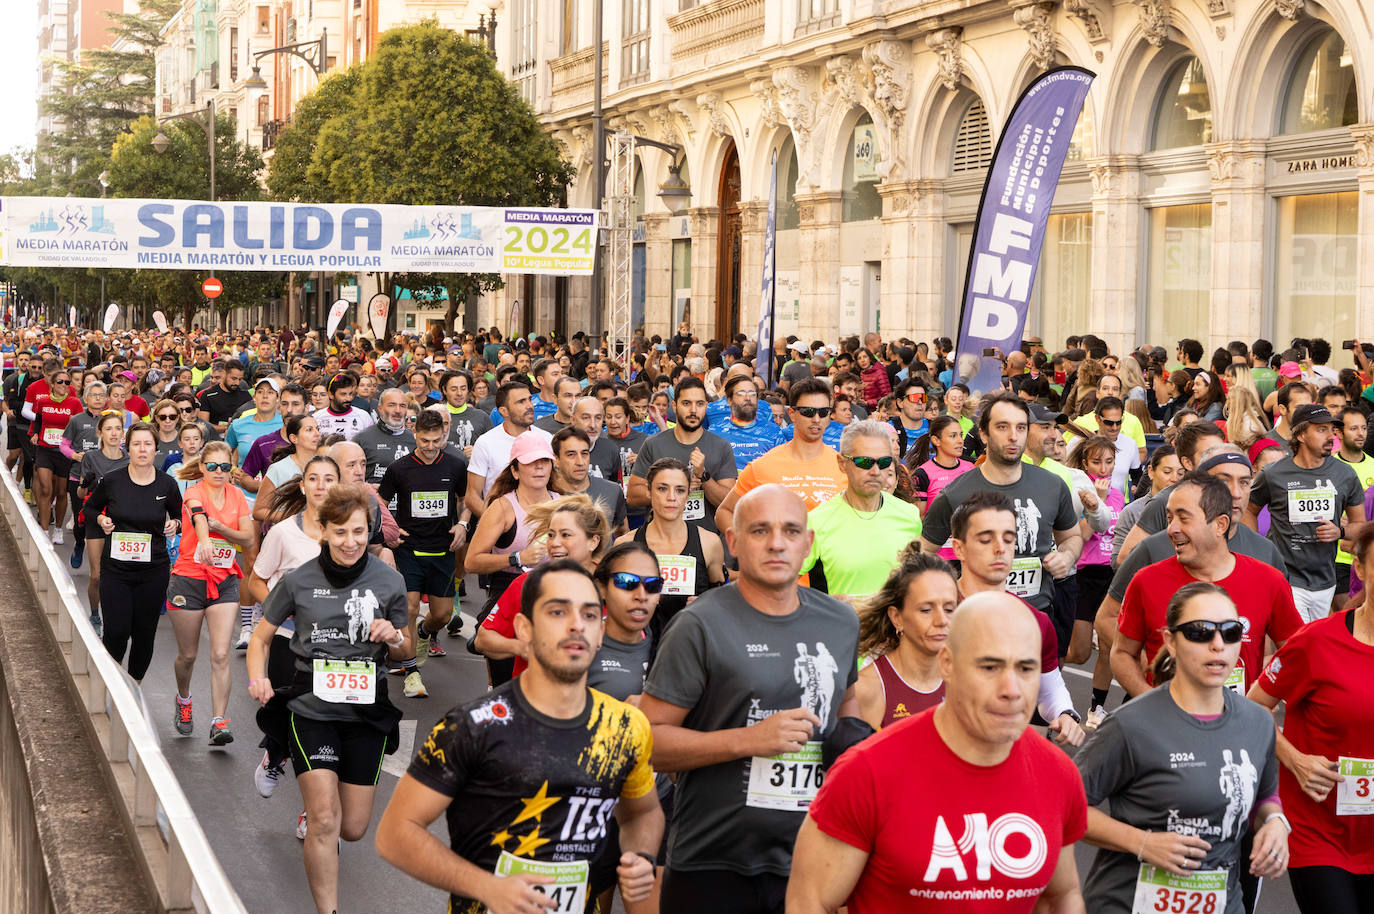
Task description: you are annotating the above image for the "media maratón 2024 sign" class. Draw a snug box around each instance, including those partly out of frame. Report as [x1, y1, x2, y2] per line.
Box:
[0, 197, 598, 275]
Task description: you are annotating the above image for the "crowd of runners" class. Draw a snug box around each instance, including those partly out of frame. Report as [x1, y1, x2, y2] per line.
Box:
[4, 321, 1374, 914]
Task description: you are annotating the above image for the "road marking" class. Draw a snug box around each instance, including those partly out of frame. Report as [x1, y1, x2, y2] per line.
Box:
[382, 719, 416, 778]
[1061, 666, 1092, 679]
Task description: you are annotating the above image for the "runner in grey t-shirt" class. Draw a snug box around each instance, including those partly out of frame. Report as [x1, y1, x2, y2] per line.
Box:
[628, 380, 737, 537]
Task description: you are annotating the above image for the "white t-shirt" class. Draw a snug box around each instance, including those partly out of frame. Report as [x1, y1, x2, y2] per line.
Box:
[467, 424, 554, 499]
[313, 405, 375, 441]
[255, 514, 321, 591]
[265, 455, 305, 488]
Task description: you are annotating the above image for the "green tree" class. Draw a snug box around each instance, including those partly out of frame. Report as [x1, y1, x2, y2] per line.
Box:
[269, 21, 573, 332]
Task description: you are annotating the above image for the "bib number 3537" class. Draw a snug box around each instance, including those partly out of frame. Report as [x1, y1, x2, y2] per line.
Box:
[1132, 864, 1226, 914]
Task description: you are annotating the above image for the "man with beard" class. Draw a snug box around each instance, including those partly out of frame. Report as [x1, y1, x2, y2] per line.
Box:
[355, 388, 415, 484]
[1245, 403, 1366, 623]
[196, 360, 251, 434]
[533, 376, 581, 435]
[437, 370, 492, 458]
[376, 559, 662, 914]
[712, 374, 783, 471]
[920, 392, 1082, 623]
[627, 377, 736, 537]
[313, 369, 375, 441]
[569, 396, 620, 481]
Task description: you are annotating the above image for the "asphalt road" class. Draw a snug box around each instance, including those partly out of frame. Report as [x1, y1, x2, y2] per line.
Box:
[37, 522, 1302, 914]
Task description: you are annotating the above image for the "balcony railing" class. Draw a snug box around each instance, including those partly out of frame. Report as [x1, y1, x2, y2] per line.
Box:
[549, 41, 608, 109]
[667, 0, 764, 70]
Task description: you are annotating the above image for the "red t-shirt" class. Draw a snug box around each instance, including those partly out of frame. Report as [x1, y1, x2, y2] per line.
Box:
[125, 394, 149, 420]
[1260, 612, 1374, 871]
[810, 709, 1086, 913]
[480, 573, 529, 676]
[1117, 554, 1301, 690]
[30, 393, 82, 451]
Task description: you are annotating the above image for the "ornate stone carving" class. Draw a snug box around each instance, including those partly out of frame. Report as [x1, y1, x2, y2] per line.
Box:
[826, 56, 867, 109]
[623, 113, 650, 138]
[1088, 161, 1114, 195]
[571, 125, 593, 173]
[1352, 126, 1374, 169]
[1013, 3, 1058, 72]
[1063, 0, 1108, 42]
[696, 92, 732, 138]
[864, 40, 911, 124]
[925, 28, 963, 92]
[650, 105, 682, 145]
[1204, 0, 1230, 18]
[1134, 0, 1170, 47]
[797, 201, 816, 224]
[1275, 0, 1304, 19]
[1207, 149, 1237, 183]
[667, 100, 696, 140]
[772, 66, 822, 186]
[751, 79, 785, 128]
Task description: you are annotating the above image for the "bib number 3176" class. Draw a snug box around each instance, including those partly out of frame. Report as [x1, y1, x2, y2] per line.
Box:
[747, 741, 824, 810]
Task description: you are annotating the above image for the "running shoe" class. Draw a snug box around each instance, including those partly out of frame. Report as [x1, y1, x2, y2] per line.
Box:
[69, 539, 84, 569]
[403, 671, 427, 698]
[235, 624, 252, 650]
[255, 751, 285, 798]
[446, 613, 464, 638]
[296, 812, 308, 840]
[23, 487, 32, 504]
[388, 665, 406, 675]
[415, 628, 433, 668]
[88, 612, 101, 639]
[1084, 705, 1108, 731]
[428, 640, 447, 659]
[209, 717, 233, 746]
[50, 527, 63, 545]
[174, 696, 193, 736]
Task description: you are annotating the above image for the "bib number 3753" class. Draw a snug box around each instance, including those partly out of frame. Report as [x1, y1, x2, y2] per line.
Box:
[487, 851, 588, 914]
[747, 741, 824, 810]
[1336, 757, 1374, 816]
[312, 659, 376, 704]
[1132, 864, 1226, 914]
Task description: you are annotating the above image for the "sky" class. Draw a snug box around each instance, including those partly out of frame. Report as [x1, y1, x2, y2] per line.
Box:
[0, 2, 39, 159]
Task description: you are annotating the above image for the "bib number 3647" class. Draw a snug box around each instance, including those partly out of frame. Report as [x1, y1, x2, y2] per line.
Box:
[487, 852, 588, 914]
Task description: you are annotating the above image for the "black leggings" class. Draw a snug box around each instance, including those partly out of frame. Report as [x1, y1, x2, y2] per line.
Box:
[100, 561, 170, 681]
[66, 480, 84, 544]
[1289, 866, 1374, 914]
[659, 868, 786, 914]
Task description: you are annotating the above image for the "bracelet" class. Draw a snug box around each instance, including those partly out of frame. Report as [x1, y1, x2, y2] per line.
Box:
[1137, 832, 1149, 862]
[387, 631, 405, 648]
[634, 851, 657, 868]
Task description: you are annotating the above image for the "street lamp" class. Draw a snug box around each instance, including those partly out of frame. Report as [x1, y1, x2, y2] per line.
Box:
[629, 137, 691, 214]
[153, 99, 216, 202]
[242, 29, 328, 90]
[465, 0, 499, 54]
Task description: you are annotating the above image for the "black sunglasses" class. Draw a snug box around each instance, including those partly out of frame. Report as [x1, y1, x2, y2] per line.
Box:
[52, 377, 70, 384]
[1100, 418, 1122, 428]
[793, 406, 832, 419]
[1169, 619, 1244, 644]
[202, 461, 232, 472]
[610, 572, 665, 594]
[157, 413, 179, 421]
[844, 455, 894, 470]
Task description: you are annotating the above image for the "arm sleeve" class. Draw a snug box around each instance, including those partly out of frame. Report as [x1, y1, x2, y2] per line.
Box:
[254, 525, 286, 584]
[1054, 477, 1079, 531]
[83, 475, 110, 519]
[642, 611, 710, 709]
[709, 437, 737, 482]
[731, 462, 758, 500]
[921, 492, 953, 548]
[377, 464, 397, 503]
[164, 476, 183, 520]
[618, 708, 657, 801]
[481, 579, 523, 637]
[261, 574, 296, 626]
[407, 713, 473, 799]
[1108, 540, 1152, 603]
[1137, 492, 1169, 536]
[1116, 577, 1147, 642]
[1037, 669, 1075, 722]
[20, 402, 35, 421]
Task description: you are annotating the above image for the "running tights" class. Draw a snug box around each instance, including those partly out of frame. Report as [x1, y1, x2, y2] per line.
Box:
[100, 562, 170, 681]
[659, 868, 786, 914]
[1290, 866, 1374, 914]
[66, 480, 84, 545]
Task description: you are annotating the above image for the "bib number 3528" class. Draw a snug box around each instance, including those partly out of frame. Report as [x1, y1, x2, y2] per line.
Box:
[1132, 864, 1226, 914]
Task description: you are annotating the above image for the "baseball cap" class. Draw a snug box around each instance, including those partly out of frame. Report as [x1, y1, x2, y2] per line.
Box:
[509, 433, 555, 465]
[1027, 404, 1067, 425]
[787, 341, 808, 354]
[447, 345, 463, 356]
[1278, 361, 1302, 378]
[1291, 403, 1341, 429]
[303, 356, 326, 369]
[723, 345, 742, 358]
[254, 377, 282, 393]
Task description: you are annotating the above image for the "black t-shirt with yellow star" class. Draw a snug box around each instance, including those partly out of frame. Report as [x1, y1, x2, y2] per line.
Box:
[408, 677, 655, 912]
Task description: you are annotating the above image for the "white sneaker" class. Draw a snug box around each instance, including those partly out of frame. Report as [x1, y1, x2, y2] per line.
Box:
[235, 625, 252, 650]
[1085, 705, 1108, 731]
[255, 751, 285, 798]
[296, 812, 308, 840]
[50, 527, 63, 545]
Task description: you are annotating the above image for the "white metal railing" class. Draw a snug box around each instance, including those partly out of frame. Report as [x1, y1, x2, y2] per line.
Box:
[0, 430, 247, 914]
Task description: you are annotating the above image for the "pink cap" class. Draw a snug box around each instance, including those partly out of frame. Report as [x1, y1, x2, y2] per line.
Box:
[509, 433, 555, 465]
[1278, 361, 1301, 379]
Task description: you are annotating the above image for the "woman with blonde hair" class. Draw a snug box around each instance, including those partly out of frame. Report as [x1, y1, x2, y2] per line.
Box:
[1223, 362, 1261, 404]
[1118, 356, 1148, 402]
[1224, 385, 1271, 450]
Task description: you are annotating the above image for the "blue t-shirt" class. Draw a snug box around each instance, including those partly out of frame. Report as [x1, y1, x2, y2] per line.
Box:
[780, 420, 846, 451]
[715, 415, 785, 472]
[225, 413, 284, 466]
[703, 397, 730, 431]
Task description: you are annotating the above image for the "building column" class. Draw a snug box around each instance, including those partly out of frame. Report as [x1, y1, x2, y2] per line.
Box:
[687, 205, 719, 339]
[1351, 125, 1374, 332]
[909, 178, 948, 342]
[877, 181, 919, 341]
[1206, 140, 1268, 349]
[1087, 155, 1143, 356]
[794, 191, 842, 340]
[641, 212, 671, 335]
[737, 200, 767, 336]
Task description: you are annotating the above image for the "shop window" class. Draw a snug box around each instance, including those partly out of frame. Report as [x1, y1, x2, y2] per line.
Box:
[1274, 192, 1356, 345]
[842, 113, 882, 222]
[1281, 30, 1357, 134]
[1146, 204, 1212, 342]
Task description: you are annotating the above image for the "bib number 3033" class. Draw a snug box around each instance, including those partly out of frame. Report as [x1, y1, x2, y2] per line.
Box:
[1336, 757, 1374, 816]
[747, 741, 824, 810]
[1132, 864, 1226, 914]
[487, 851, 588, 914]
[312, 659, 377, 704]
[1288, 486, 1335, 524]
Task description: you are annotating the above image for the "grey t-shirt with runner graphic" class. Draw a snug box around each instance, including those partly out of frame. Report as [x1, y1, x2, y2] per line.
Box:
[1107, 525, 1287, 603]
[631, 428, 737, 536]
[261, 556, 410, 722]
[642, 583, 858, 877]
[1249, 455, 1363, 590]
[62, 411, 101, 481]
[1075, 686, 1278, 914]
[586, 633, 652, 702]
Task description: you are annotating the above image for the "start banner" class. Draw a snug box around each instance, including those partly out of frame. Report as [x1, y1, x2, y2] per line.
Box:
[0, 197, 598, 275]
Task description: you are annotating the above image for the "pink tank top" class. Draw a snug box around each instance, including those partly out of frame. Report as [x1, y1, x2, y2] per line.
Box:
[917, 458, 973, 559]
[494, 491, 538, 557]
[875, 654, 945, 729]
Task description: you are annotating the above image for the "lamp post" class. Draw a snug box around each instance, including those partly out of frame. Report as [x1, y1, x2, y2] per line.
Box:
[242, 30, 328, 90]
[465, 0, 498, 53]
[152, 100, 216, 202]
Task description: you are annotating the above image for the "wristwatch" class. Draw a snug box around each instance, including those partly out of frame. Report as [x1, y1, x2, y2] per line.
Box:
[508, 553, 522, 568]
[1059, 709, 1082, 724]
[1263, 811, 1292, 834]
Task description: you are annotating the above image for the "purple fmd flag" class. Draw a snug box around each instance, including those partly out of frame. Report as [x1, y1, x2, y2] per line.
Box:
[755, 149, 778, 387]
[953, 67, 1094, 397]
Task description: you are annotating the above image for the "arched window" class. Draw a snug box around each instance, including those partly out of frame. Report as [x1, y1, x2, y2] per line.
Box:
[1151, 56, 1212, 150]
[1281, 30, 1357, 134]
[632, 161, 645, 219]
[777, 137, 800, 231]
[842, 112, 882, 222]
[951, 99, 992, 173]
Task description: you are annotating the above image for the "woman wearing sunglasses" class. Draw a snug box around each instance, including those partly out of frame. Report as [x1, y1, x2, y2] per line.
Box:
[27, 367, 82, 545]
[618, 458, 724, 648]
[1076, 583, 1287, 914]
[474, 493, 609, 683]
[253, 415, 321, 523]
[85, 423, 182, 683]
[168, 440, 256, 745]
[150, 397, 184, 467]
[1247, 523, 1374, 914]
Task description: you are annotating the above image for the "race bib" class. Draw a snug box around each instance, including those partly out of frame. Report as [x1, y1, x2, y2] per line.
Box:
[312, 659, 376, 705]
[1224, 665, 1245, 695]
[411, 491, 448, 519]
[42, 427, 62, 447]
[658, 554, 697, 596]
[1006, 557, 1042, 598]
[1132, 864, 1226, 914]
[207, 536, 236, 570]
[1288, 486, 1336, 524]
[487, 851, 587, 914]
[1336, 757, 1374, 816]
[747, 741, 824, 810]
[684, 489, 705, 522]
[110, 531, 151, 563]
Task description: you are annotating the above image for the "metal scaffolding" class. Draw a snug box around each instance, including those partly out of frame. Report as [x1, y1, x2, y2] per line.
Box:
[605, 131, 636, 361]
